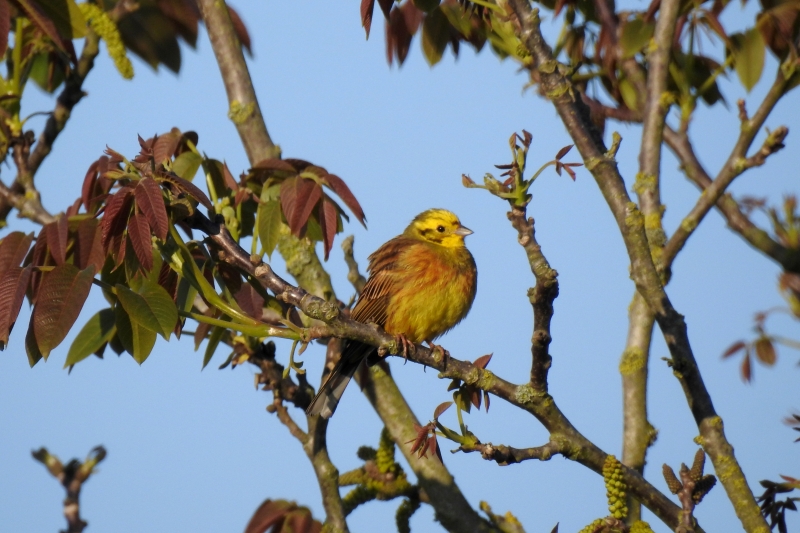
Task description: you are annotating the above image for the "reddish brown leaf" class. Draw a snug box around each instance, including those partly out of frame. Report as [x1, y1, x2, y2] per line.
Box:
[387, 6, 412, 65]
[280, 177, 321, 237]
[377, 0, 393, 19]
[430, 435, 443, 462]
[0, 266, 32, 348]
[483, 390, 490, 412]
[227, 5, 251, 54]
[361, 0, 376, 37]
[324, 174, 366, 226]
[82, 160, 99, 211]
[161, 173, 212, 209]
[0, 231, 33, 278]
[741, 352, 752, 382]
[283, 159, 314, 172]
[102, 187, 134, 250]
[128, 213, 153, 273]
[234, 284, 264, 320]
[402, 1, 423, 34]
[45, 215, 69, 266]
[222, 162, 239, 191]
[754, 337, 777, 366]
[470, 387, 482, 410]
[217, 261, 242, 294]
[722, 340, 747, 358]
[33, 264, 95, 358]
[433, 401, 452, 420]
[135, 178, 169, 240]
[27, 227, 49, 306]
[10, 0, 76, 63]
[0, 0, 9, 59]
[157, 262, 178, 301]
[555, 144, 573, 160]
[244, 499, 295, 533]
[318, 197, 338, 260]
[152, 129, 182, 166]
[66, 198, 82, 217]
[473, 353, 492, 369]
[74, 218, 105, 272]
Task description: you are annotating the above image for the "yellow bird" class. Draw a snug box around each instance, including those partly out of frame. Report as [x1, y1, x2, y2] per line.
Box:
[307, 209, 477, 418]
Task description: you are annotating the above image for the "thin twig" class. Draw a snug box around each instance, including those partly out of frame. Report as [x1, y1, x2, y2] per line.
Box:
[458, 440, 561, 466]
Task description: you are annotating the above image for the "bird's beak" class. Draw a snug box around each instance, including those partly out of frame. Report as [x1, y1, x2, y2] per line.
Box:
[455, 225, 473, 237]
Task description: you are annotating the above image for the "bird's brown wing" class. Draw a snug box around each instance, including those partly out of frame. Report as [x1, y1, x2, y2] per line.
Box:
[306, 236, 412, 419]
[351, 236, 414, 327]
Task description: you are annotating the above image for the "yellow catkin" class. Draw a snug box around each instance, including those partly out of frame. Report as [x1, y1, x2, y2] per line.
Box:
[630, 520, 656, 533]
[78, 3, 134, 79]
[577, 518, 605, 533]
[602, 455, 628, 519]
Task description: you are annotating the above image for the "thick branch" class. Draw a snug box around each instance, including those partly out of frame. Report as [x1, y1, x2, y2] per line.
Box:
[196, 0, 278, 163]
[505, 3, 767, 530]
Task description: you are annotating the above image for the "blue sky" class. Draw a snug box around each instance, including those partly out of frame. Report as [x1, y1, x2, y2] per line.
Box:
[1, 2, 798, 532]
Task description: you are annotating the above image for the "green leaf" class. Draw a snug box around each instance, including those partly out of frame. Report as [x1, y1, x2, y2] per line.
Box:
[202, 325, 226, 369]
[618, 78, 640, 111]
[115, 303, 156, 364]
[732, 28, 765, 92]
[33, 264, 95, 359]
[620, 17, 654, 59]
[115, 279, 178, 340]
[65, 309, 116, 368]
[422, 7, 449, 66]
[257, 196, 283, 259]
[172, 151, 203, 181]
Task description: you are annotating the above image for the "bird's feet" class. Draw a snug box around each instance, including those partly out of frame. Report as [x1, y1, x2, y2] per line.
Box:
[427, 341, 450, 367]
[394, 334, 416, 362]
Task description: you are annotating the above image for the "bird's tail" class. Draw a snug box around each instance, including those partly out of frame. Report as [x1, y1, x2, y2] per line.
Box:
[306, 341, 374, 419]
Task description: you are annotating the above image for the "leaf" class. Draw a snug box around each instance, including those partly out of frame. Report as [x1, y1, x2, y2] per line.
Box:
[127, 213, 154, 273]
[722, 340, 747, 358]
[172, 151, 203, 181]
[741, 351, 752, 382]
[0, 0, 9, 58]
[227, 5, 251, 55]
[116, 279, 178, 340]
[0, 266, 32, 348]
[433, 401, 452, 419]
[102, 187, 134, 250]
[25, 313, 43, 367]
[244, 499, 296, 533]
[754, 337, 777, 365]
[33, 264, 95, 358]
[280, 176, 322, 237]
[202, 158, 231, 199]
[234, 284, 264, 320]
[473, 353, 492, 369]
[251, 158, 297, 173]
[361, 0, 375, 38]
[0, 231, 33, 278]
[555, 145, 574, 161]
[202, 325, 225, 369]
[114, 302, 156, 364]
[422, 7, 449, 66]
[152, 129, 182, 166]
[620, 16, 655, 58]
[317, 197, 338, 260]
[323, 174, 366, 226]
[386, 5, 412, 65]
[257, 197, 283, 259]
[74, 218, 105, 272]
[10, 0, 78, 61]
[64, 308, 116, 367]
[161, 173, 213, 209]
[731, 28, 765, 92]
[45, 215, 69, 266]
[135, 178, 169, 240]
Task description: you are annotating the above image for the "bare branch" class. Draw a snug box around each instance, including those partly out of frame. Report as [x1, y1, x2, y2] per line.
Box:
[341, 235, 367, 294]
[507, 206, 558, 390]
[458, 440, 560, 466]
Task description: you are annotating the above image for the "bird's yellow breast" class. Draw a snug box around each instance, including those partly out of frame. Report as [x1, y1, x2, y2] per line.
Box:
[382, 241, 476, 343]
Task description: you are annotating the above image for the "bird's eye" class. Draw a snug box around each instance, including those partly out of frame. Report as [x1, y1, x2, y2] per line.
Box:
[436, 225, 445, 233]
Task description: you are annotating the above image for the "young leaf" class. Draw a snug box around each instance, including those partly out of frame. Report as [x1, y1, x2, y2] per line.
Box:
[722, 340, 747, 358]
[361, 0, 376, 37]
[25, 313, 43, 367]
[161, 173, 213, 209]
[172, 151, 203, 181]
[0, 231, 33, 278]
[323, 174, 366, 226]
[473, 353, 492, 369]
[754, 337, 777, 366]
[433, 401, 453, 420]
[280, 176, 321, 236]
[74, 218, 105, 272]
[128, 213, 154, 272]
[102, 187, 134, 250]
[202, 325, 226, 369]
[33, 264, 95, 358]
[422, 7, 449, 66]
[64, 308, 116, 367]
[257, 198, 283, 259]
[234, 284, 264, 320]
[135, 178, 169, 240]
[732, 28, 765, 92]
[0, 266, 32, 348]
[114, 302, 157, 364]
[116, 280, 178, 340]
[317, 197, 338, 260]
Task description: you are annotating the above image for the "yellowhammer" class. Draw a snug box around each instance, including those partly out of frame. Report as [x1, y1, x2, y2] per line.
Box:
[307, 208, 477, 418]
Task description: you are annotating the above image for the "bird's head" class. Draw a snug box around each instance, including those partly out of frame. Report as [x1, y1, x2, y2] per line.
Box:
[404, 209, 473, 248]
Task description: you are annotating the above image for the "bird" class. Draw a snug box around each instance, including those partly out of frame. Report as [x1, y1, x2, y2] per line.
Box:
[307, 208, 477, 419]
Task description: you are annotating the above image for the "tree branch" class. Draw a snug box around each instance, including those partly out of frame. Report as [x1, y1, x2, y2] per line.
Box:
[196, 0, 278, 163]
[507, 206, 558, 390]
[458, 440, 561, 466]
[505, 2, 768, 530]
